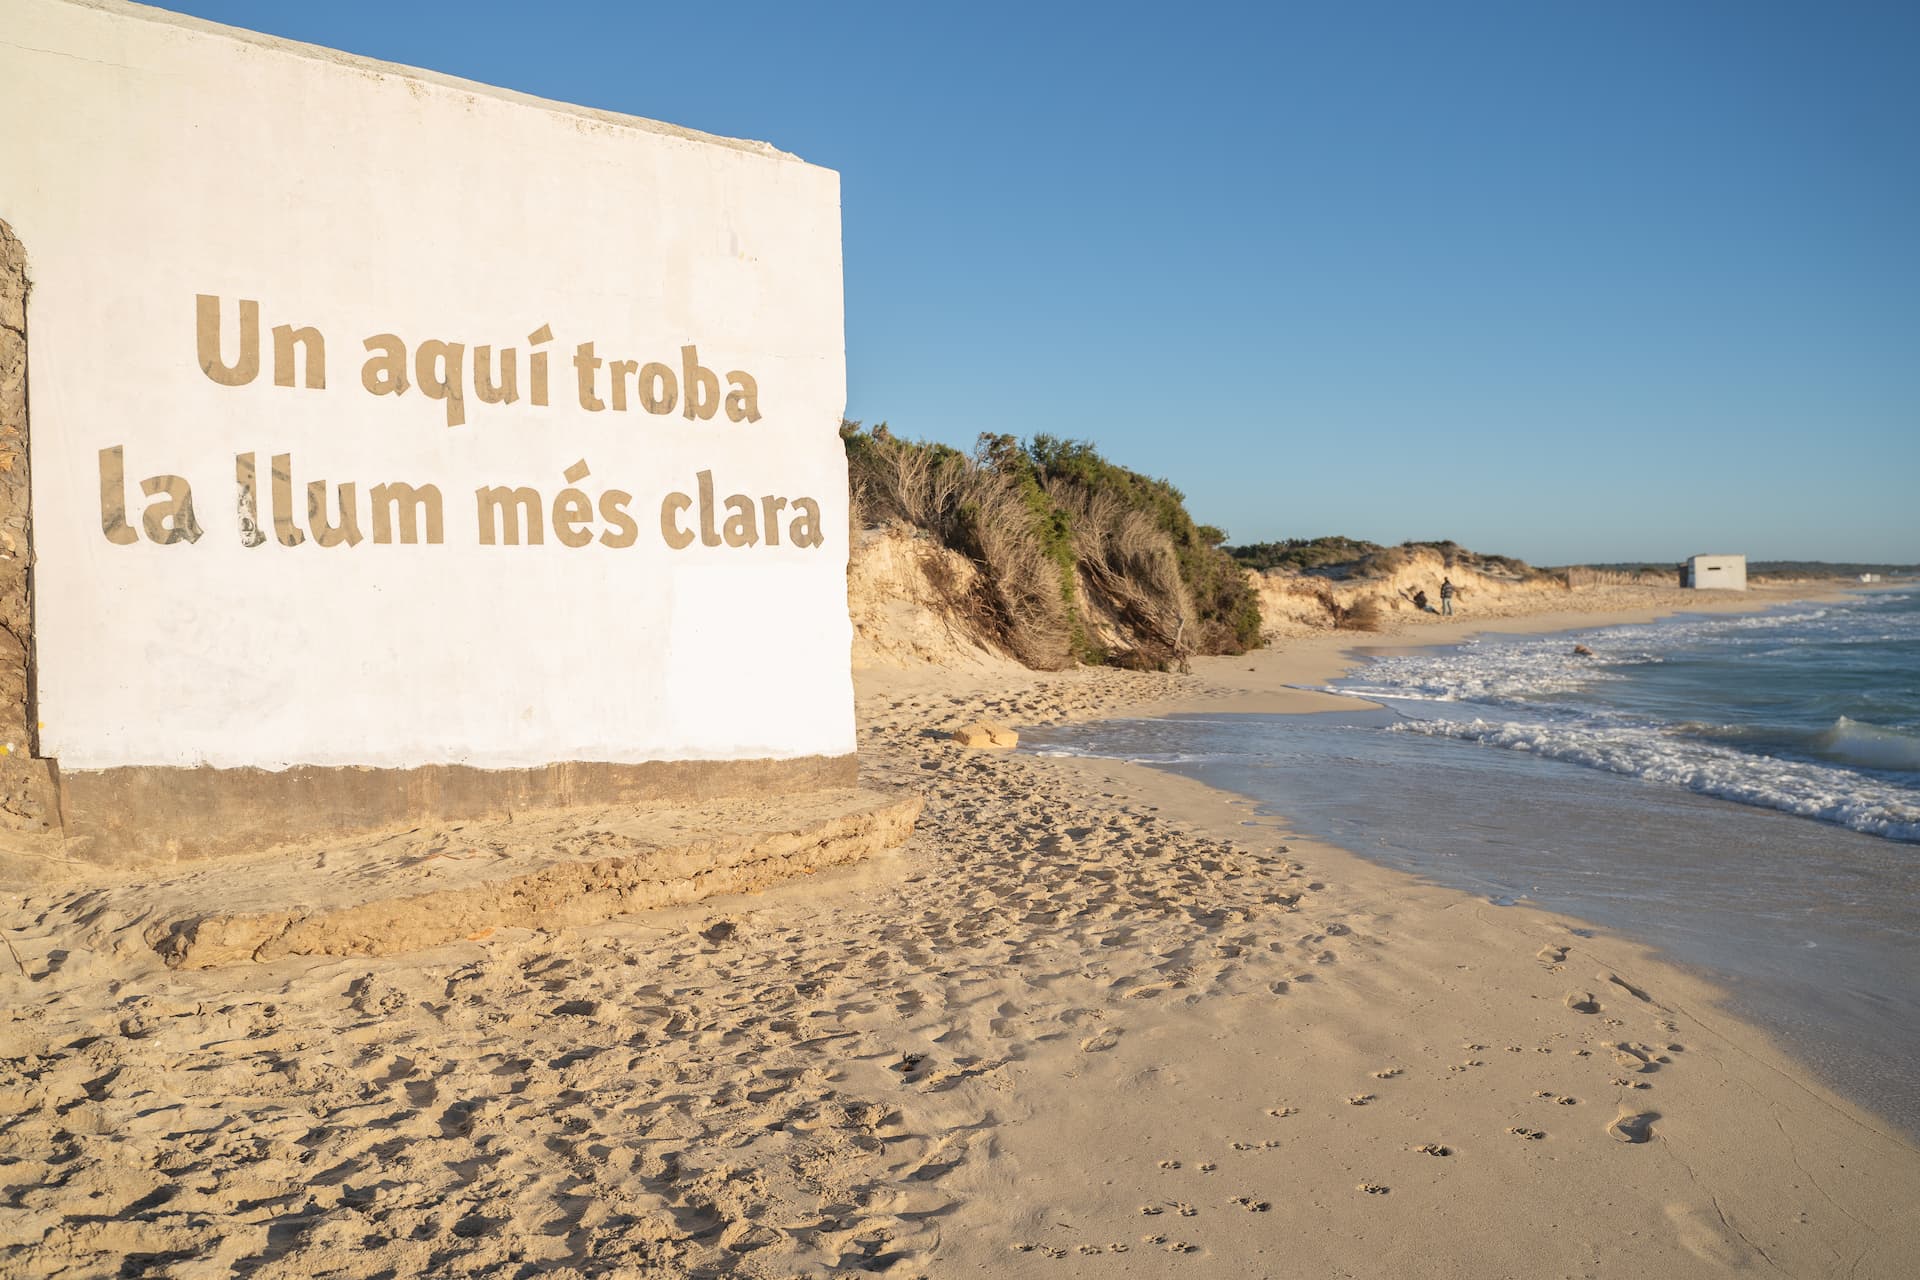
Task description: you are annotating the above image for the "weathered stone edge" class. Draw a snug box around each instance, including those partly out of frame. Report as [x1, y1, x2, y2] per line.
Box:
[146, 790, 922, 968]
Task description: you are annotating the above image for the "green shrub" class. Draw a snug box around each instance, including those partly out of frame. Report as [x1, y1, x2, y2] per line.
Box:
[1227, 535, 1552, 583]
[1225, 536, 1385, 574]
[842, 422, 1262, 667]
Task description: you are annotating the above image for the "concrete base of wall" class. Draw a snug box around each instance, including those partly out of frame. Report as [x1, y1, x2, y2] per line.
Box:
[53, 753, 859, 873]
[22, 785, 920, 968]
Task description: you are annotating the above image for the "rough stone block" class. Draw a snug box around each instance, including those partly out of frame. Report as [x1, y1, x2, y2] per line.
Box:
[952, 721, 1018, 750]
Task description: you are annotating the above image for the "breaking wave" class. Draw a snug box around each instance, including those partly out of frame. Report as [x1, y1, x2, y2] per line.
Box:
[1341, 591, 1920, 842]
[1389, 717, 1920, 842]
[1815, 717, 1920, 772]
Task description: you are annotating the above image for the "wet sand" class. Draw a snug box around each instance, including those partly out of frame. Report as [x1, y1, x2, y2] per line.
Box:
[1022, 702, 1920, 1142]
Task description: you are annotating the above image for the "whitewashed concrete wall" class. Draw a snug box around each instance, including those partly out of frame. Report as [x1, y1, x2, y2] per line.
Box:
[1686, 555, 1747, 590]
[0, 0, 854, 771]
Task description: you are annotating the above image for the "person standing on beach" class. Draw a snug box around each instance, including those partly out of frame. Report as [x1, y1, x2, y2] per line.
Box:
[1440, 577, 1455, 615]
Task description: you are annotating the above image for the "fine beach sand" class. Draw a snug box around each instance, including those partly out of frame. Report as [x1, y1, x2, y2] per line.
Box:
[4, 584, 1918, 1277]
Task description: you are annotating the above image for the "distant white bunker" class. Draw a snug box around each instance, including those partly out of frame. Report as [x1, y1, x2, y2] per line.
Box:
[1685, 555, 1748, 590]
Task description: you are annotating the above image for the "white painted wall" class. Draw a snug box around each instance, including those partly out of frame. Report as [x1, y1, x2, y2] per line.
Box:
[1686, 555, 1747, 590]
[0, 0, 854, 770]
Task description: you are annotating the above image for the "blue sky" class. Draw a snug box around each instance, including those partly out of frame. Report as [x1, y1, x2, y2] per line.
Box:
[155, 1, 1918, 564]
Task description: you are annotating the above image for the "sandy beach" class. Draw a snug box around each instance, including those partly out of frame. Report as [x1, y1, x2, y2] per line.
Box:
[4, 583, 1918, 1278]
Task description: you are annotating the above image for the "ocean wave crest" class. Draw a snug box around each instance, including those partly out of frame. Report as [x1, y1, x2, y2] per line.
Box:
[1816, 717, 1920, 772]
[1333, 645, 1632, 707]
[1390, 717, 1920, 842]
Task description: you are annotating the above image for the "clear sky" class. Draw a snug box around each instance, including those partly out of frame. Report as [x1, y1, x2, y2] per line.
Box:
[153, 1, 1918, 565]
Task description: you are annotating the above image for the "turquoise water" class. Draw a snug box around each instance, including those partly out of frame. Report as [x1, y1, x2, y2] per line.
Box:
[1022, 589, 1920, 1136]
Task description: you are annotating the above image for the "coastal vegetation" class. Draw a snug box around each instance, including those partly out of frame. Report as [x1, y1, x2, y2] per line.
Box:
[842, 422, 1261, 670]
[843, 429, 1886, 666]
[1226, 536, 1551, 582]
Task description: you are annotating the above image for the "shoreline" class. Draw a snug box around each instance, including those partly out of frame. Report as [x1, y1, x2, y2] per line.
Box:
[1006, 581, 1919, 1134]
[851, 577, 1920, 1272]
[1151, 580, 1871, 721]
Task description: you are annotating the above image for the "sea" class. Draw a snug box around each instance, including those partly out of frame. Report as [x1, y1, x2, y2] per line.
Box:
[1024, 588, 1920, 1138]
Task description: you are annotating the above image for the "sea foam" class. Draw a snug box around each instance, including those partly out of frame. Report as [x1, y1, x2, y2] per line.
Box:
[1340, 592, 1920, 843]
[1389, 717, 1920, 842]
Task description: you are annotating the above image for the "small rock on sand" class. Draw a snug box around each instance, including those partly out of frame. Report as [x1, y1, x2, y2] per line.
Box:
[953, 721, 1019, 749]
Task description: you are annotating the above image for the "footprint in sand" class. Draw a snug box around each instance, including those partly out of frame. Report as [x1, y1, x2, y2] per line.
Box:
[1610, 1077, 1653, 1090]
[1158, 1159, 1181, 1170]
[1267, 1106, 1298, 1118]
[1601, 971, 1653, 1003]
[1508, 1127, 1546, 1140]
[1372, 1067, 1403, 1080]
[1607, 1110, 1658, 1144]
[1609, 1042, 1663, 1074]
[1664, 1203, 1760, 1268]
[1079, 1029, 1122, 1053]
[1231, 1196, 1271, 1212]
[1564, 990, 1602, 1014]
[1140, 1205, 1163, 1216]
[1536, 944, 1569, 966]
[1348, 1094, 1375, 1106]
[1357, 1182, 1390, 1195]
[1414, 1143, 1452, 1157]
